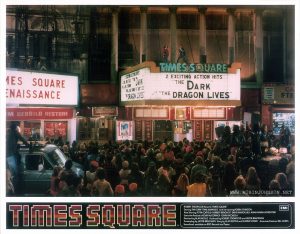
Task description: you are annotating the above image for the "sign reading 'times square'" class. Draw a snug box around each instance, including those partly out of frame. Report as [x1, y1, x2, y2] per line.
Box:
[6, 69, 79, 106]
[120, 64, 240, 102]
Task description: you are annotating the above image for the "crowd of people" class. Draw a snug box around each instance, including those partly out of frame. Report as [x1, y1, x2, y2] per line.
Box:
[45, 123, 294, 197]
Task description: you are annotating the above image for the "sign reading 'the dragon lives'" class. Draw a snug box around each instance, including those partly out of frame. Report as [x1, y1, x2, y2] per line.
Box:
[120, 63, 240, 103]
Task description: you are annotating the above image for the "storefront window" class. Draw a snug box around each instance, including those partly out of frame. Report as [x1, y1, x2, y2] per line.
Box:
[44, 121, 68, 142]
[78, 117, 112, 141]
[24, 121, 41, 141]
[272, 113, 295, 135]
[78, 117, 90, 140]
[153, 120, 173, 141]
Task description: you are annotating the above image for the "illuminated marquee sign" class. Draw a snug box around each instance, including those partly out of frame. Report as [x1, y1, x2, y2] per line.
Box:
[159, 62, 228, 73]
[6, 69, 79, 106]
[121, 63, 240, 102]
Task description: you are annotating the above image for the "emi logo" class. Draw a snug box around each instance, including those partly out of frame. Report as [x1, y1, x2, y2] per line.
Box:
[279, 205, 289, 211]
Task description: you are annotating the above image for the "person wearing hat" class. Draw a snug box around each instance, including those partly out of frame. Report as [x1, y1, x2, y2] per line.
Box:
[128, 182, 139, 196]
[114, 184, 125, 196]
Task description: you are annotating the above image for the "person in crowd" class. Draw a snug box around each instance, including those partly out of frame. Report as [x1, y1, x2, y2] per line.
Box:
[279, 124, 291, 151]
[268, 180, 281, 196]
[144, 161, 158, 196]
[154, 172, 172, 196]
[245, 167, 261, 194]
[92, 167, 114, 196]
[86, 144, 100, 168]
[54, 136, 64, 148]
[238, 124, 246, 149]
[220, 126, 231, 160]
[251, 122, 262, 157]
[62, 144, 71, 158]
[157, 160, 176, 182]
[222, 161, 237, 196]
[238, 142, 255, 177]
[128, 182, 139, 196]
[274, 172, 290, 193]
[230, 175, 249, 196]
[57, 173, 82, 197]
[140, 148, 156, 172]
[114, 184, 126, 196]
[163, 144, 175, 162]
[187, 171, 210, 197]
[119, 160, 131, 186]
[260, 124, 270, 157]
[278, 157, 289, 174]
[103, 152, 120, 190]
[172, 173, 189, 196]
[183, 144, 195, 165]
[50, 166, 63, 196]
[286, 153, 295, 194]
[190, 156, 208, 183]
[208, 156, 225, 196]
[231, 125, 241, 148]
[85, 160, 99, 194]
[128, 162, 144, 193]
[70, 140, 78, 160]
[6, 121, 29, 191]
[58, 159, 77, 192]
[228, 147, 237, 164]
[75, 142, 87, 166]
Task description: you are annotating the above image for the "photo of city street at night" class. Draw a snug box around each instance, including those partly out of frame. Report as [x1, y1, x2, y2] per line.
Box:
[6, 5, 295, 197]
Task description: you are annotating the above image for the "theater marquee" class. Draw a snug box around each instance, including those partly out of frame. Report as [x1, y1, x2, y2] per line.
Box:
[120, 62, 241, 106]
[6, 69, 79, 106]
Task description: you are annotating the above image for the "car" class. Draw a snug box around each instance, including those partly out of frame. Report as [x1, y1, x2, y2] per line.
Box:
[16, 143, 84, 196]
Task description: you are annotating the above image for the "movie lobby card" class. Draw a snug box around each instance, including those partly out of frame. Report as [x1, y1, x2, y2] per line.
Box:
[1, 0, 298, 233]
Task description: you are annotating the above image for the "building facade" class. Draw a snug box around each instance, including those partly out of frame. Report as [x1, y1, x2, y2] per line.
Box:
[6, 5, 295, 142]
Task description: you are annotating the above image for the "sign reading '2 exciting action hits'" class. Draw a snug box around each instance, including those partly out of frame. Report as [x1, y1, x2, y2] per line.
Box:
[120, 63, 240, 102]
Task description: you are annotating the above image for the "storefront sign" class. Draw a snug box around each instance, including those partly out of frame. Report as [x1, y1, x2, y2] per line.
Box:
[116, 121, 134, 141]
[121, 67, 240, 102]
[92, 107, 117, 117]
[263, 85, 294, 105]
[159, 62, 228, 73]
[6, 108, 74, 120]
[6, 69, 78, 106]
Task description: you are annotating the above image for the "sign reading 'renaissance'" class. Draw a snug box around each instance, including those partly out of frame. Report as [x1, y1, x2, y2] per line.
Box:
[6, 69, 79, 106]
[121, 65, 240, 102]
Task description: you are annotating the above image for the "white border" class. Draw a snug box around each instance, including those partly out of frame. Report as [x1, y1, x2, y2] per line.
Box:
[1, 1, 299, 234]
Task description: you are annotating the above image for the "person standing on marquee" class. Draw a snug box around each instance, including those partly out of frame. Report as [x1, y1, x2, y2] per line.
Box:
[177, 45, 188, 63]
[162, 45, 169, 62]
